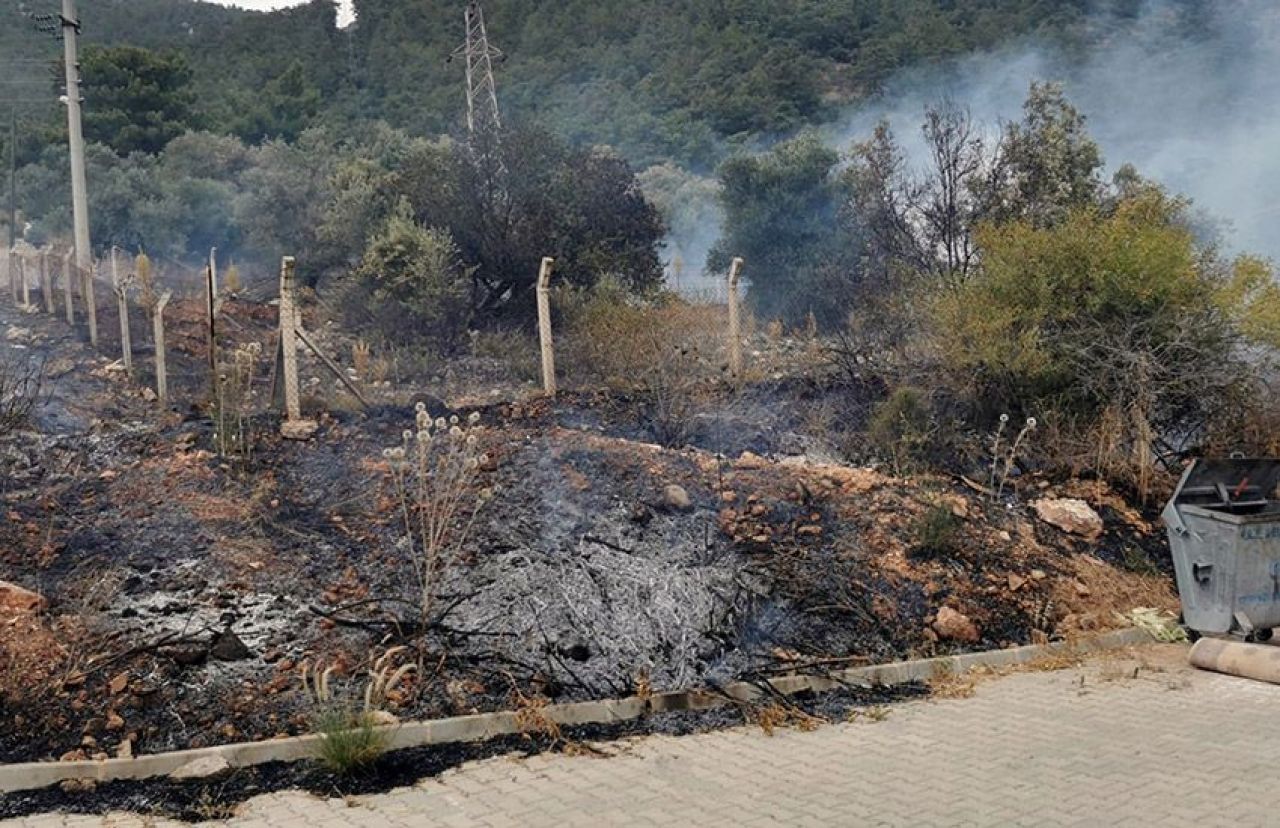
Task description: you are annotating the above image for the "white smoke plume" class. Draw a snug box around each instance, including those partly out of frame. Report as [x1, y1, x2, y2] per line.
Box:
[826, 0, 1280, 260]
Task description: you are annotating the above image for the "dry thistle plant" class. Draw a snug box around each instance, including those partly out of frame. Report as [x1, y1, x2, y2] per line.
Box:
[352, 338, 371, 381]
[135, 251, 156, 311]
[383, 406, 493, 623]
[989, 414, 1038, 498]
[213, 342, 261, 462]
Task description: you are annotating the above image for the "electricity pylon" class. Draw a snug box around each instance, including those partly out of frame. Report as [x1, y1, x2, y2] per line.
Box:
[451, 1, 503, 140]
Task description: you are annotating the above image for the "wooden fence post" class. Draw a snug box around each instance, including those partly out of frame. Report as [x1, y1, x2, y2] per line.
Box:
[727, 256, 744, 378]
[111, 248, 132, 372]
[536, 256, 557, 397]
[278, 256, 317, 439]
[205, 258, 217, 400]
[62, 250, 75, 326]
[39, 249, 53, 314]
[153, 291, 172, 406]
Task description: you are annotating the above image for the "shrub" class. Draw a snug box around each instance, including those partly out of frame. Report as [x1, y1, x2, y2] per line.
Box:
[867, 386, 935, 475]
[930, 190, 1254, 488]
[353, 202, 472, 354]
[300, 649, 416, 774]
[0, 353, 43, 438]
[911, 503, 962, 560]
[559, 278, 722, 446]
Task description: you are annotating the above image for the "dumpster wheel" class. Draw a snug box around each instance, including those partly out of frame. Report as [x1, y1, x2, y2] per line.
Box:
[1177, 612, 1202, 643]
[1247, 628, 1275, 644]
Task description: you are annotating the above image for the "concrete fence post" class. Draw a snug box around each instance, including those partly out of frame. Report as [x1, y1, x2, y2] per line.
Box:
[727, 256, 744, 378]
[153, 291, 172, 406]
[39, 249, 53, 314]
[18, 252, 29, 308]
[2, 247, 11, 305]
[277, 257, 317, 439]
[62, 250, 74, 326]
[84, 257, 97, 346]
[536, 256, 557, 397]
[279, 257, 301, 421]
[209, 247, 218, 300]
[111, 248, 132, 373]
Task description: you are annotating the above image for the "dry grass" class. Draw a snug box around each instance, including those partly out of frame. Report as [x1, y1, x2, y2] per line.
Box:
[558, 285, 726, 445]
[748, 701, 825, 736]
[1051, 554, 1177, 636]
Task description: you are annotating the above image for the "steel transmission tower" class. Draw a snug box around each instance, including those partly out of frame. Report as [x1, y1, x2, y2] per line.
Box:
[452, 1, 503, 139]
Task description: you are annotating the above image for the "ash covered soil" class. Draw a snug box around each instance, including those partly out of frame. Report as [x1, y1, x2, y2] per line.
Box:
[0, 296, 1175, 783]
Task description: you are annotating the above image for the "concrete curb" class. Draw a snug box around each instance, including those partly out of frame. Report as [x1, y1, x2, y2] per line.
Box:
[0, 627, 1153, 794]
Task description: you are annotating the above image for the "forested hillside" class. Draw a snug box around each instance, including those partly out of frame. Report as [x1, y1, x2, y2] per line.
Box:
[3, 0, 1107, 168]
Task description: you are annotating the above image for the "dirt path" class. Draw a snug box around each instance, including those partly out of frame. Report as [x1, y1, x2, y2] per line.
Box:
[7, 644, 1277, 827]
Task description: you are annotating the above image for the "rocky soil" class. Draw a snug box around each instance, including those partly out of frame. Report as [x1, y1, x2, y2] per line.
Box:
[0, 289, 1176, 776]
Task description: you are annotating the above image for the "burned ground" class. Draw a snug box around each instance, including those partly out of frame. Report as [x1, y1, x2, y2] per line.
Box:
[0, 294, 1175, 779]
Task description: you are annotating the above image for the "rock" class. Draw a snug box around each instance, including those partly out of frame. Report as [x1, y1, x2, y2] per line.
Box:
[169, 755, 231, 781]
[932, 606, 981, 644]
[141, 386, 157, 402]
[106, 712, 125, 731]
[1031, 569, 1047, 581]
[210, 629, 252, 662]
[735, 451, 767, 470]
[280, 419, 320, 441]
[108, 672, 129, 695]
[1007, 573, 1027, 593]
[368, 710, 399, 727]
[1033, 498, 1104, 540]
[116, 739, 133, 759]
[165, 644, 209, 666]
[60, 779, 96, 794]
[0, 580, 47, 614]
[662, 484, 693, 512]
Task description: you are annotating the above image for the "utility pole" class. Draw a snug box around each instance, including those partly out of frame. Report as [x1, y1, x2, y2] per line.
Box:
[31, 1, 91, 268]
[60, 0, 91, 272]
[452, 1, 503, 140]
[7, 109, 16, 250]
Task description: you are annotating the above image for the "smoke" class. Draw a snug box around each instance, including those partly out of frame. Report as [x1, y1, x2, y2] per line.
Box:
[825, 0, 1280, 261]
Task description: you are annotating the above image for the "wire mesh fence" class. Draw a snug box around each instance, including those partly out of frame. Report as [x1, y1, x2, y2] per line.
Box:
[3, 243, 282, 417]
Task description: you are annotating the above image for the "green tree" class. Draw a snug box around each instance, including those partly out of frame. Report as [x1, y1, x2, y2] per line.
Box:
[710, 133, 861, 326]
[353, 201, 472, 352]
[391, 125, 665, 321]
[993, 81, 1105, 226]
[80, 46, 198, 155]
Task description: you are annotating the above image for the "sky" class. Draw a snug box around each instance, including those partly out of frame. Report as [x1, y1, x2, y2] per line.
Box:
[203, 0, 355, 27]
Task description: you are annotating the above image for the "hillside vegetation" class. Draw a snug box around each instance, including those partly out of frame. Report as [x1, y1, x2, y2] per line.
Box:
[2, 0, 1109, 167]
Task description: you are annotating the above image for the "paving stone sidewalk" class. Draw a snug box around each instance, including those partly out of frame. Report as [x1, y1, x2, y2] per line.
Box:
[7, 644, 1280, 827]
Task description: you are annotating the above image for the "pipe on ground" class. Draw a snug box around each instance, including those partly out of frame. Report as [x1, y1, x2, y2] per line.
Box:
[1189, 637, 1280, 684]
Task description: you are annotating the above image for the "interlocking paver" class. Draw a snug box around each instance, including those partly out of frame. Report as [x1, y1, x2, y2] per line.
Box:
[8, 644, 1280, 826]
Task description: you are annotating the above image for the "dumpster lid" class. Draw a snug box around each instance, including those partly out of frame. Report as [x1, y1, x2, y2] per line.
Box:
[1170, 458, 1280, 511]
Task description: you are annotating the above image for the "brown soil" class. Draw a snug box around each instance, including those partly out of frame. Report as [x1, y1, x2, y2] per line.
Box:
[0, 291, 1176, 769]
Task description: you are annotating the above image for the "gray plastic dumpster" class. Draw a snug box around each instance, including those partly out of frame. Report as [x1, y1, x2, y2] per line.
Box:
[1163, 458, 1280, 639]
